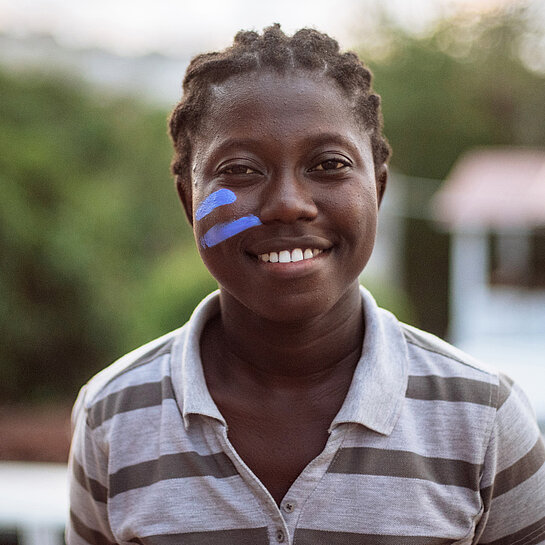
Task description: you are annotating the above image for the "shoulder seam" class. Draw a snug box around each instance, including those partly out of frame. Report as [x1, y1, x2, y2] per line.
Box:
[83, 330, 182, 408]
[404, 335, 467, 367]
[402, 325, 498, 380]
[107, 339, 175, 382]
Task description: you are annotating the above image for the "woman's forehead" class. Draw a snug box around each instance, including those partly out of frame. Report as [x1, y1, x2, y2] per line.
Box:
[200, 71, 361, 136]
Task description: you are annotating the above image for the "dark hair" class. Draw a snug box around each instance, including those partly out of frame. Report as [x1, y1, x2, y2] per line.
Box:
[168, 24, 390, 199]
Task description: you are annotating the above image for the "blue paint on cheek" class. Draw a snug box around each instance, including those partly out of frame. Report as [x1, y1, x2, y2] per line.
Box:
[201, 215, 262, 248]
[195, 189, 237, 221]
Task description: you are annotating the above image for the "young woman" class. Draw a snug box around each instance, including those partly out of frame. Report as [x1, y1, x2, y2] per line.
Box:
[67, 25, 545, 545]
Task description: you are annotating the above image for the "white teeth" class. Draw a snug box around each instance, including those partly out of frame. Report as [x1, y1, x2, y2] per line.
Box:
[291, 248, 303, 262]
[279, 250, 291, 263]
[258, 248, 324, 263]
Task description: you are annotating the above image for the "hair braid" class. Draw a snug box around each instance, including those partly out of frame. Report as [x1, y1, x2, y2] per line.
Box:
[168, 24, 390, 195]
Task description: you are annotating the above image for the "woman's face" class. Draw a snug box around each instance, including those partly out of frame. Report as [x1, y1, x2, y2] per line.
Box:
[185, 71, 385, 322]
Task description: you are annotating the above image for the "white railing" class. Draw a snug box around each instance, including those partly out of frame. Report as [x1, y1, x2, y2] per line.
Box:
[0, 462, 67, 545]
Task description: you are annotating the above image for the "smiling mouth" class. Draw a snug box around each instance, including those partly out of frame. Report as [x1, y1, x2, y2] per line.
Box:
[257, 248, 324, 263]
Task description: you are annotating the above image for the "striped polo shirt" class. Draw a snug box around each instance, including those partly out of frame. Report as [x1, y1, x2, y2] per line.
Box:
[67, 287, 545, 545]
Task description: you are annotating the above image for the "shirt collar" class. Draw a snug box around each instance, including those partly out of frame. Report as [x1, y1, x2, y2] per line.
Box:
[171, 290, 226, 429]
[173, 286, 408, 435]
[330, 286, 408, 435]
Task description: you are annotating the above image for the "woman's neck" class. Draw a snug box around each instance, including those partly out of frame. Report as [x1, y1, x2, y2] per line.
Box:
[209, 282, 365, 390]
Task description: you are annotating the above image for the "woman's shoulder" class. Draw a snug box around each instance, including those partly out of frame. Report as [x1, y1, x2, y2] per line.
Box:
[74, 326, 188, 428]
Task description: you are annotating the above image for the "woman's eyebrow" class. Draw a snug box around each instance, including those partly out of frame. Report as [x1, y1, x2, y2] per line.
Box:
[208, 138, 260, 155]
[303, 132, 362, 154]
[203, 133, 364, 164]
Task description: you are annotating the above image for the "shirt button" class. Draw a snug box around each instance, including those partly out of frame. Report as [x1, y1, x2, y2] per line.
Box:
[276, 529, 285, 542]
[283, 501, 295, 513]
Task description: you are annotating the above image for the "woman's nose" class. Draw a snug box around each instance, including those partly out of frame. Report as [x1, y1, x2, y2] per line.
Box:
[259, 171, 318, 224]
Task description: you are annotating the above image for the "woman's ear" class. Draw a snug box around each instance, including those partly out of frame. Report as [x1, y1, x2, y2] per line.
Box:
[175, 176, 194, 226]
[376, 163, 388, 208]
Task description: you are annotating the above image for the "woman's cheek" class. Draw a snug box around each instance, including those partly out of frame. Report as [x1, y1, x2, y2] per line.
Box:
[194, 188, 262, 250]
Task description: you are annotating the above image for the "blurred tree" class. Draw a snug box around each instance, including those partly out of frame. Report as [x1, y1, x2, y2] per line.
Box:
[362, 2, 545, 179]
[0, 69, 216, 402]
[356, 2, 545, 336]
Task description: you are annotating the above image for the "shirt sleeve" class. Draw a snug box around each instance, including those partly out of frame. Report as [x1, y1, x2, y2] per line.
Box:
[475, 373, 545, 545]
[65, 386, 118, 545]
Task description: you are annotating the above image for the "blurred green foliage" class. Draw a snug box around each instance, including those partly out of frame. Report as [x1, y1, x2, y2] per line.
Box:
[363, 3, 545, 180]
[0, 70, 216, 402]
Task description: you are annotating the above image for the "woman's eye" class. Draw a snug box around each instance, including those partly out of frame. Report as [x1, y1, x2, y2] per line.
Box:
[311, 159, 349, 171]
[221, 165, 258, 175]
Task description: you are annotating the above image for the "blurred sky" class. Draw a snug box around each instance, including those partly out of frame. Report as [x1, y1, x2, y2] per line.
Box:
[0, 0, 529, 57]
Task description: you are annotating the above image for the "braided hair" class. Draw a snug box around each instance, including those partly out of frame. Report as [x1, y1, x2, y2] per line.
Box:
[168, 24, 390, 200]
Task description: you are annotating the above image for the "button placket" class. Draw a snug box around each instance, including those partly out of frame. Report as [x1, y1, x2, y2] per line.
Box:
[215, 427, 288, 543]
[283, 501, 295, 514]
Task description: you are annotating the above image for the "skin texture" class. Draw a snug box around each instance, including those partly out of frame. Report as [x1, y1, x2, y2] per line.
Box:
[180, 71, 387, 505]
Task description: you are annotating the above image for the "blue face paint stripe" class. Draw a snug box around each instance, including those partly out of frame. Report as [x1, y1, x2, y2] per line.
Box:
[201, 215, 262, 248]
[195, 189, 237, 221]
